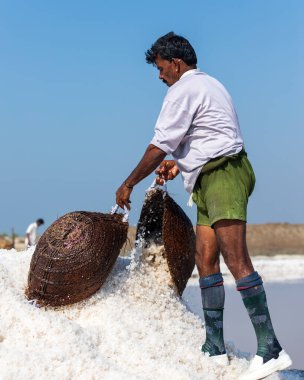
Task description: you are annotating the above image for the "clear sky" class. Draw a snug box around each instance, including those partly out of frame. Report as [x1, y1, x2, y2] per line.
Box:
[1, 0, 303, 235]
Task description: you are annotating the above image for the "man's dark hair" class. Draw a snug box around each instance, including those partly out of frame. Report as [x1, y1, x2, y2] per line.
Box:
[36, 218, 44, 225]
[145, 32, 197, 66]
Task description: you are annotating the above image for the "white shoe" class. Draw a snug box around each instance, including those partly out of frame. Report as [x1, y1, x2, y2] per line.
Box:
[202, 352, 229, 366]
[239, 349, 292, 380]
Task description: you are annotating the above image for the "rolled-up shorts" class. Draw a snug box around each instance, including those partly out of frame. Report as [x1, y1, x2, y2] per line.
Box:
[192, 150, 256, 227]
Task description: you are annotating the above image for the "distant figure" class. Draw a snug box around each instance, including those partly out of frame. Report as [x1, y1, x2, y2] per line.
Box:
[25, 218, 44, 247]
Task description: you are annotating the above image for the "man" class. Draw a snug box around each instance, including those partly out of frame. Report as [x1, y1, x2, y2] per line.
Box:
[116, 32, 291, 379]
[25, 218, 44, 247]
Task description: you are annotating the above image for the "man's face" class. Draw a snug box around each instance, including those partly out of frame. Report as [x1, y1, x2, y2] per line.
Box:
[155, 55, 179, 87]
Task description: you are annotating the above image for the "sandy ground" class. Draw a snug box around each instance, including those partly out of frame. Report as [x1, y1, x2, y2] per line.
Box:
[126, 223, 304, 256]
[246, 224, 304, 256]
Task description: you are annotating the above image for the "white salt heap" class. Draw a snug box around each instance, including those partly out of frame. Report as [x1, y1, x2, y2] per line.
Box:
[0, 247, 302, 380]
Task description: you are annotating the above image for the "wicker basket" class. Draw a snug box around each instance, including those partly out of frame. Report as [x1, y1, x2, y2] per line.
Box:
[26, 211, 128, 306]
[136, 188, 195, 295]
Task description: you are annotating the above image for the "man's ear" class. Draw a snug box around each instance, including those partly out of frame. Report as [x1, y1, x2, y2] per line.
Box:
[172, 58, 182, 73]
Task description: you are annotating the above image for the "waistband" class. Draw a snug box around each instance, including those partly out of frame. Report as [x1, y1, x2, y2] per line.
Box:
[200, 149, 246, 175]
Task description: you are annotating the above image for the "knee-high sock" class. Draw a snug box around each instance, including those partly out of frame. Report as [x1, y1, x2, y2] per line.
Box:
[236, 271, 282, 363]
[199, 273, 226, 356]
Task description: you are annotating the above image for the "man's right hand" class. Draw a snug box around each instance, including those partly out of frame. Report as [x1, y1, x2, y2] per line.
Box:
[155, 160, 180, 185]
[116, 182, 133, 210]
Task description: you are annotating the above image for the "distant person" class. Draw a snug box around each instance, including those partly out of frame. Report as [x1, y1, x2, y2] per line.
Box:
[115, 32, 292, 379]
[25, 218, 44, 247]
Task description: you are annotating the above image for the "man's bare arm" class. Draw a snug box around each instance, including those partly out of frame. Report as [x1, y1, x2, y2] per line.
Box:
[116, 144, 166, 210]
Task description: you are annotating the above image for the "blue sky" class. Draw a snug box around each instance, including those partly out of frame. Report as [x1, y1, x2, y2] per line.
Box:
[1, 0, 303, 234]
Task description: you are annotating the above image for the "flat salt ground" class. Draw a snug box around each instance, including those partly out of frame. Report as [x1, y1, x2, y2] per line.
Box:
[0, 247, 302, 380]
[188, 254, 304, 287]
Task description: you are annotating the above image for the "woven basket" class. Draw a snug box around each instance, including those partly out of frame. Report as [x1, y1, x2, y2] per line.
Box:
[25, 211, 128, 306]
[136, 189, 164, 246]
[136, 188, 195, 295]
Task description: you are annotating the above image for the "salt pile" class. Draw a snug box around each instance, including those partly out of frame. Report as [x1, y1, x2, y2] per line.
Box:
[0, 247, 302, 380]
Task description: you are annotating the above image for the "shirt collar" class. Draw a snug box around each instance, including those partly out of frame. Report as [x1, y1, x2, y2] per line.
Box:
[180, 68, 200, 80]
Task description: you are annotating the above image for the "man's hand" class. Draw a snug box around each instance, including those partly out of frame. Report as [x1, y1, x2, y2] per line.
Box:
[115, 144, 167, 211]
[116, 183, 133, 210]
[155, 160, 180, 185]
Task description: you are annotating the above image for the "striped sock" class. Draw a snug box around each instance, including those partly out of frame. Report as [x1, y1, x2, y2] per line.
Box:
[237, 272, 282, 363]
[200, 273, 226, 356]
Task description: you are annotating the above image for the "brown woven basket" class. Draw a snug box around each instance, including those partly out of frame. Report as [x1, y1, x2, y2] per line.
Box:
[136, 188, 195, 295]
[136, 189, 164, 246]
[25, 211, 128, 306]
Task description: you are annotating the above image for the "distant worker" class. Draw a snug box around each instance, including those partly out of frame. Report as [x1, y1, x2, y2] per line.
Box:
[25, 218, 44, 247]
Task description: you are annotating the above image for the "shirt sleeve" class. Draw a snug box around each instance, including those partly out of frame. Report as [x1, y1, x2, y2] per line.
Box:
[150, 100, 194, 155]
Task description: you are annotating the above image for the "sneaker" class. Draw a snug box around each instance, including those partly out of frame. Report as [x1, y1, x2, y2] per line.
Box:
[202, 352, 229, 366]
[239, 349, 292, 380]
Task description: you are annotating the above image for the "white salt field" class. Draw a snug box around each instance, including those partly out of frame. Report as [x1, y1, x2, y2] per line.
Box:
[0, 246, 304, 380]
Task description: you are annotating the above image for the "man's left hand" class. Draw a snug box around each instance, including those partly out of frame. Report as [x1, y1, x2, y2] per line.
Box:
[116, 183, 132, 210]
[155, 160, 180, 185]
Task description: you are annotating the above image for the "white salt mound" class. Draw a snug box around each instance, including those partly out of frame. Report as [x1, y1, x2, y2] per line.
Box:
[0, 247, 301, 380]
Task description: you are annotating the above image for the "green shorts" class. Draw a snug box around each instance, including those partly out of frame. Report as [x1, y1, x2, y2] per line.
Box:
[192, 150, 256, 227]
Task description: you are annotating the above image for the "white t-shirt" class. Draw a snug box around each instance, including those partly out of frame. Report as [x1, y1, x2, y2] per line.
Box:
[150, 69, 244, 193]
[25, 222, 38, 246]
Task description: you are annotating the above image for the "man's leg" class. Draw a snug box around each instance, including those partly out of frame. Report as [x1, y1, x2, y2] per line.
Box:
[214, 219, 292, 378]
[195, 225, 220, 277]
[196, 226, 227, 363]
[213, 220, 254, 280]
